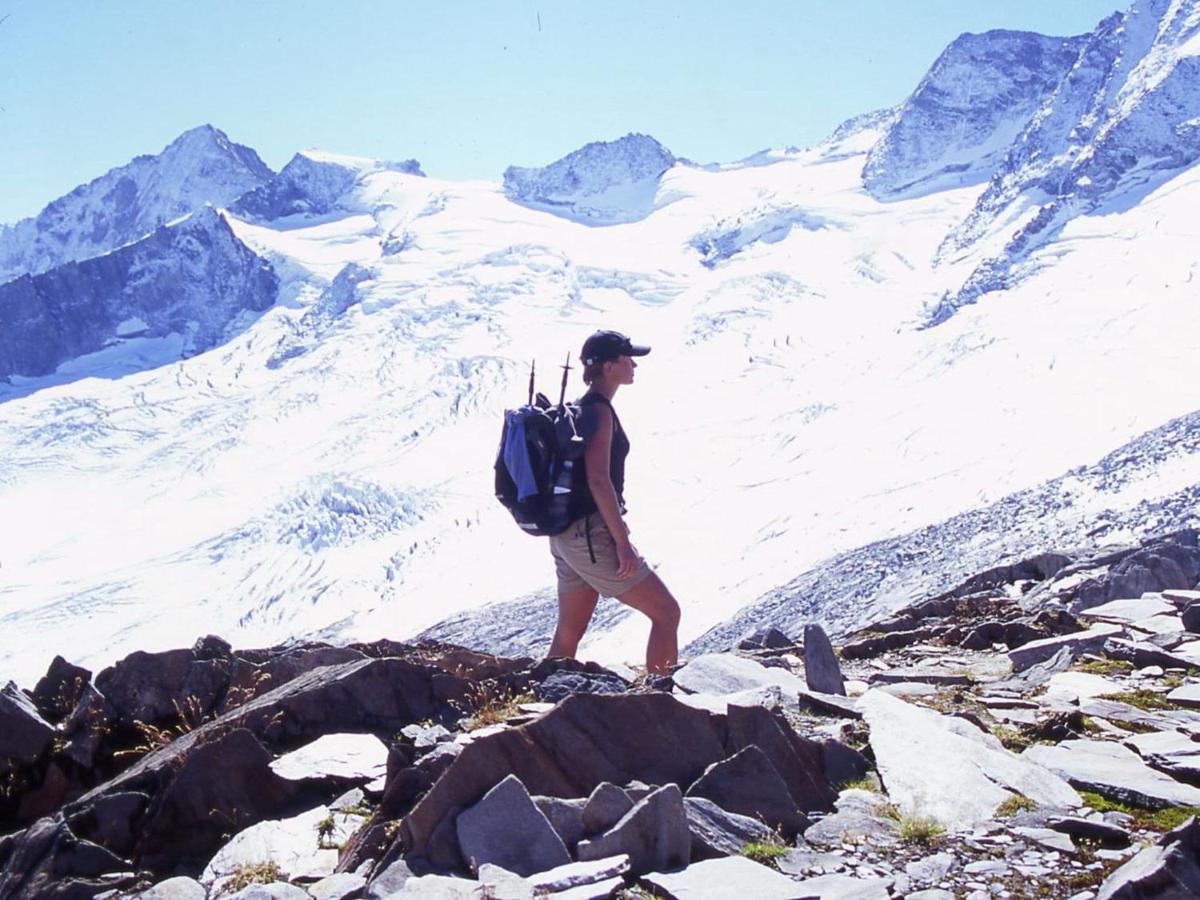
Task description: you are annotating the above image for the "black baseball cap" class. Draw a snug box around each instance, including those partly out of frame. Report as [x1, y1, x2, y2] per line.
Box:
[580, 330, 652, 366]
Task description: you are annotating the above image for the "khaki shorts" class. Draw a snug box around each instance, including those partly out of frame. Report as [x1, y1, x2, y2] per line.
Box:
[549, 514, 652, 598]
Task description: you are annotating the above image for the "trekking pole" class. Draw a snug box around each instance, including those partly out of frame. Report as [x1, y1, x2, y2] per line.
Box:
[527, 359, 536, 406]
[558, 352, 572, 408]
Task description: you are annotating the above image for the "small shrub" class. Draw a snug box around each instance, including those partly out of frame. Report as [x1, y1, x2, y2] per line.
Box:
[897, 814, 946, 846]
[315, 813, 337, 849]
[221, 862, 283, 894]
[741, 839, 789, 866]
[992, 726, 1032, 752]
[460, 685, 536, 731]
[1080, 790, 1200, 831]
[996, 793, 1038, 817]
[1072, 658, 1133, 676]
[1095, 689, 1174, 711]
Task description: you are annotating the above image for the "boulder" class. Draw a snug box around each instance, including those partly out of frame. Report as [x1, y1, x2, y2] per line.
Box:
[30, 656, 93, 725]
[136, 876, 207, 899]
[0, 681, 54, 765]
[61, 683, 108, 770]
[803, 789, 899, 847]
[737, 626, 794, 651]
[1096, 816, 1200, 899]
[1008, 624, 1125, 672]
[365, 859, 415, 899]
[401, 693, 728, 870]
[1168, 683, 1200, 710]
[1183, 603, 1200, 634]
[386, 874, 479, 897]
[201, 805, 365, 888]
[0, 816, 128, 900]
[220, 646, 370, 714]
[455, 775, 570, 877]
[581, 782, 634, 836]
[226, 884, 317, 899]
[725, 703, 837, 813]
[533, 670, 627, 704]
[787, 872, 890, 898]
[861, 690, 1080, 830]
[685, 746, 807, 836]
[527, 855, 630, 892]
[95, 649, 229, 727]
[683, 796, 773, 860]
[641, 855, 807, 899]
[803, 624, 846, 696]
[1047, 814, 1131, 846]
[819, 740, 870, 789]
[1023, 739, 1200, 809]
[532, 796, 587, 849]
[576, 784, 689, 876]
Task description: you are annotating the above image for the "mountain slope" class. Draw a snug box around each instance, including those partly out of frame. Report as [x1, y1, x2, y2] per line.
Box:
[0, 125, 272, 283]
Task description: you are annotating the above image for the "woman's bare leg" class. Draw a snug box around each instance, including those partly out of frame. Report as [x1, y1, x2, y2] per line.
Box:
[548, 586, 600, 659]
[616, 572, 681, 674]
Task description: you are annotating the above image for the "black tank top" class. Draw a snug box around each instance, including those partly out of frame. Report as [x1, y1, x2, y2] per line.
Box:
[569, 392, 630, 520]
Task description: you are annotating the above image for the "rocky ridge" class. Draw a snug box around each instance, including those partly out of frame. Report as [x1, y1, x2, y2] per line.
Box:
[2, 528, 1199, 898]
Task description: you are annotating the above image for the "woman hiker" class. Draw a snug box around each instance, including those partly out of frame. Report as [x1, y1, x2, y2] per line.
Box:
[546, 329, 681, 675]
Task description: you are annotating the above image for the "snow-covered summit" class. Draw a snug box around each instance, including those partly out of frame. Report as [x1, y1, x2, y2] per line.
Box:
[0, 125, 272, 283]
[232, 150, 424, 221]
[502, 133, 677, 225]
[864, 30, 1087, 200]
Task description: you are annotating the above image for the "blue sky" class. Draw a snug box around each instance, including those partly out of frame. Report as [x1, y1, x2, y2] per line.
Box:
[1, 0, 1121, 224]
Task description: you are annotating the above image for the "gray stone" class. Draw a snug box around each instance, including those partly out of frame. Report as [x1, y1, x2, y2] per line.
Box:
[804, 624, 846, 696]
[1168, 683, 1200, 709]
[820, 741, 871, 789]
[269, 732, 388, 782]
[641, 855, 808, 899]
[861, 689, 1081, 830]
[534, 670, 628, 704]
[390, 874, 480, 898]
[1023, 739, 1200, 809]
[738, 626, 794, 651]
[686, 745, 807, 836]
[0, 681, 54, 764]
[867, 671, 971, 687]
[227, 885, 311, 900]
[903, 892, 955, 900]
[202, 805, 363, 887]
[1047, 815, 1131, 846]
[545, 876, 625, 899]
[1106, 638, 1200, 671]
[990, 647, 1076, 692]
[1182, 603, 1200, 634]
[787, 872, 891, 898]
[724, 703, 837, 815]
[533, 796, 587, 849]
[576, 784, 690, 876]
[1011, 826, 1076, 854]
[776, 848, 846, 876]
[365, 859, 414, 899]
[581, 782, 634, 837]
[1083, 597, 1176, 623]
[1124, 729, 1200, 784]
[476, 865, 535, 900]
[797, 689, 862, 720]
[401, 723, 454, 751]
[135, 877, 207, 899]
[527, 855, 630, 891]
[672, 653, 806, 697]
[308, 872, 368, 900]
[1008, 625, 1125, 672]
[455, 775, 570, 877]
[683, 796, 773, 860]
[1096, 816, 1200, 899]
[803, 789, 899, 847]
[904, 851, 955, 884]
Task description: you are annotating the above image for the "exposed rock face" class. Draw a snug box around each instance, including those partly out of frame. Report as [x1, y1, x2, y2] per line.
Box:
[455, 775, 570, 876]
[0, 683, 54, 766]
[0, 206, 278, 379]
[502, 133, 676, 225]
[232, 151, 423, 221]
[864, 30, 1086, 199]
[0, 125, 272, 283]
[576, 784, 690, 876]
[685, 745, 807, 836]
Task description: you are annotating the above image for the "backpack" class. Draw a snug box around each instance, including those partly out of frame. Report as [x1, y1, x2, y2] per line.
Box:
[494, 358, 586, 536]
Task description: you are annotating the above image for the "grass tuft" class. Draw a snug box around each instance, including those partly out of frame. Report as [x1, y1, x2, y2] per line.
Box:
[996, 793, 1038, 817]
[221, 862, 284, 895]
[1095, 689, 1174, 711]
[741, 840, 790, 867]
[1080, 790, 1200, 832]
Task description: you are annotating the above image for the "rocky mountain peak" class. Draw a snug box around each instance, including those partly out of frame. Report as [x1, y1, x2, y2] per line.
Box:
[503, 132, 677, 225]
[863, 29, 1087, 200]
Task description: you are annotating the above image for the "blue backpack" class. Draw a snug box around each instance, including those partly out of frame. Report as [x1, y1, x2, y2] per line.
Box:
[494, 358, 586, 536]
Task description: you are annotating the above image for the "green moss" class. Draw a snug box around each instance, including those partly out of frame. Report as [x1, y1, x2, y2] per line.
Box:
[1080, 790, 1200, 831]
[1072, 658, 1133, 676]
[996, 793, 1038, 817]
[838, 776, 880, 793]
[1095, 689, 1175, 711]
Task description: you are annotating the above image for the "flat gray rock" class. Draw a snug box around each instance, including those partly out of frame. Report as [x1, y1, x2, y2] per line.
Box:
[904, 851, 954, 884]
[533, 795, 587, 849]
[1168, 682, 1200, 709]
[527, 855, 630, 892]
[456, 774, 570, 877]
[861, 690, 1080, 830]
[308, 872, 368, 900]
[803, 789, 898, 847]
[1096, 817, 1200, 899]
[546, 877, 624, 899]
[476, 864, 535, 900]
[867, 670, 971, 686]
[365, 859, 414, 899]
[1008, 624, 1125, 672]
[1083, 597, 1175, 623]
[390, 874, 481, 898]
[1023, 739, 1200, 809]
[1012, 825, 1076, 854]
[904, 892, 955, 900]
[0, 681, 54, 764]
[227, 885, 310, 900]
[804, 624, 846, 696]
[642, 855, 809, 899]
[202, 805, 363, 887]
[135, 877, 207, 900]
[787, 872, 891, 899]
[672, 653, 806, 697]
[577, 784, 690, 876]
[269, 732, 388, 782]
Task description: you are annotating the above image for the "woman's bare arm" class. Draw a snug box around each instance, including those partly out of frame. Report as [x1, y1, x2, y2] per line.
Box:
[584, 403, 640, 577]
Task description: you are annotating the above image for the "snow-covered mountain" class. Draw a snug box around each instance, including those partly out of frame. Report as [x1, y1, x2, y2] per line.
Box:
[863, 30, 1087, 200]
[502, 133, 678, 224]
[1, 0, 1198, 685]
[0, 125, 272, 283]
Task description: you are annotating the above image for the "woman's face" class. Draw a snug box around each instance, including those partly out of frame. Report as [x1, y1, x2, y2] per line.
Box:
[607, 354, 637, 384]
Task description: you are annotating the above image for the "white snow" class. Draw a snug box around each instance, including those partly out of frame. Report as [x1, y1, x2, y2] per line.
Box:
[1, 120, 1199, 684]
